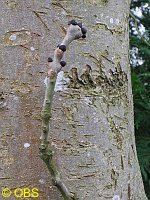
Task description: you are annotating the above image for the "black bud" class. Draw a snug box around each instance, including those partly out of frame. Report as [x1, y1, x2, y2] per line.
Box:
[60, 61, 66, 67]
[57, 44, 60, 48]
[59, 45, 66, 52]
[48, 57, 53, 62]
[82, 34, 86, 38]
[81, 27, 87, 35]
[70, 19, 77, 25]
[77, 23, 82, 28]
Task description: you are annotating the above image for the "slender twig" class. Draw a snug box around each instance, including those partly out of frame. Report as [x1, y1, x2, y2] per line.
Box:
[39, 20, 87, 200]
[129, 11, 150, 47]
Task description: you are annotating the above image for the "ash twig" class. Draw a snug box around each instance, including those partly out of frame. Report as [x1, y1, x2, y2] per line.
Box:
[39, 20, 87, 200]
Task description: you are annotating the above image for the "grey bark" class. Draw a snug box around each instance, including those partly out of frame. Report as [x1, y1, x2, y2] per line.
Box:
[0, 0, 147, 200]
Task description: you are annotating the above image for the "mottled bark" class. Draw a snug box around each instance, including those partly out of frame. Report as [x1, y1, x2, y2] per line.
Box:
[0, 0, 147, 200]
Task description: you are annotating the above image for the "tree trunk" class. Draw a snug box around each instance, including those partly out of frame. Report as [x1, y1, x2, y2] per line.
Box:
[0, 0, 147, 200]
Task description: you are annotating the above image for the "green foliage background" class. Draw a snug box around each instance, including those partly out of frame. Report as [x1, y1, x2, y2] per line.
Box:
[130, 0, 150, 198]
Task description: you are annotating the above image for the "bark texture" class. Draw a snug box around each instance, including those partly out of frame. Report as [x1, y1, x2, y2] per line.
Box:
[0, 0, 147, 200]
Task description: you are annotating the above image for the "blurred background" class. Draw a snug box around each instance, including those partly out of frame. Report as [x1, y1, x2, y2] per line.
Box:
[130, 0, 150, 198]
